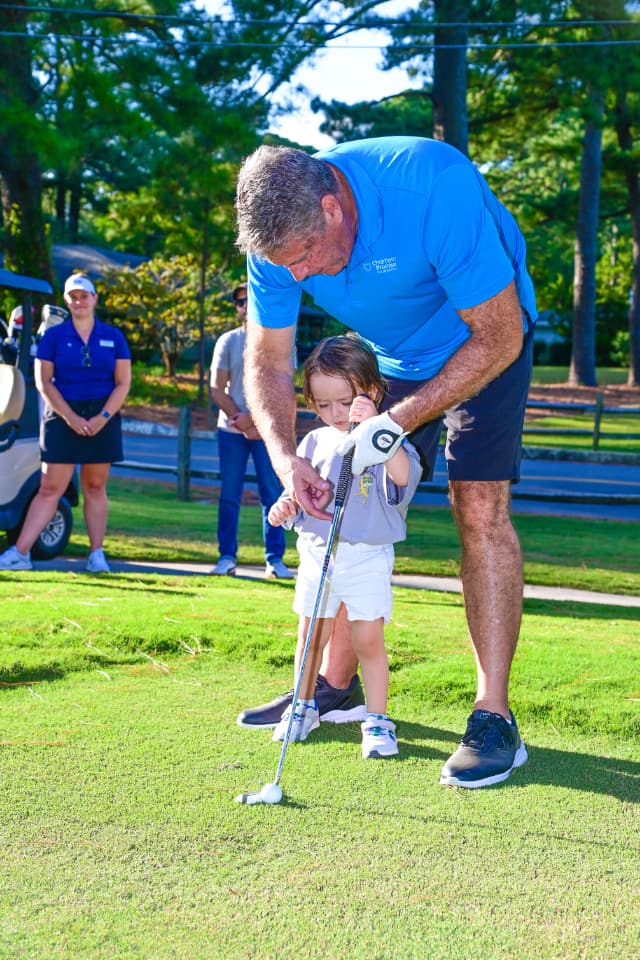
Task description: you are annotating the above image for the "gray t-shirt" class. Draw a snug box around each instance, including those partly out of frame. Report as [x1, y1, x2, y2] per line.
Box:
[210, 325, 246, 432]
[282, 425, 422, 548]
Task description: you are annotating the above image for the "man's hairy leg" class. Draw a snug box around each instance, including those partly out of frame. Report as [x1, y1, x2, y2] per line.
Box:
[319, 603, 359, 690]
[449, 479, 523, 720]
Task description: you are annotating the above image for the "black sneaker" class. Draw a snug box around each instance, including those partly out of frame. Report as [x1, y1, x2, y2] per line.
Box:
[236, 674, 366, 729]
[439, 709, 528, 788]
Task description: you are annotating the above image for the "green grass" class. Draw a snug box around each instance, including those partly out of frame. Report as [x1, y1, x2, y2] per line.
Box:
[0, 571, 639, 959]
[523, 413, 640, 454]
[38, 477, 639, 597]
[128, 363, 201, 407]
[531, 365, 632, 386]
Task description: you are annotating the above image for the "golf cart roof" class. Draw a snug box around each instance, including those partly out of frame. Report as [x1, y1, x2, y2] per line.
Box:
[0, 269, 54, 296]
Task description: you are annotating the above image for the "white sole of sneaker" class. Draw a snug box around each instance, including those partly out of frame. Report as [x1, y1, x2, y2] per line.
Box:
[439, 741, 528, 788]
[236, 716, 280, 729]
[321, 705, 367, 724]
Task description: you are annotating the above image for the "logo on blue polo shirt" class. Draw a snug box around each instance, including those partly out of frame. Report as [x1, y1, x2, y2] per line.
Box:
[363, 257, 397, 275]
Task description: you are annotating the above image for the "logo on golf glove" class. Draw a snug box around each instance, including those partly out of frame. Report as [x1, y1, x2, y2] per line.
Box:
[372, 428, 400, 453]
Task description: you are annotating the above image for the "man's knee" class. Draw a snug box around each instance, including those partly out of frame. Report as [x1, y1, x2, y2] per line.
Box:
[449, 480, 513, 536]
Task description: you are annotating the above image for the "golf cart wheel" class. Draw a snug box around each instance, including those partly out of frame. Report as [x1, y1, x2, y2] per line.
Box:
[31, 497, 74, 560]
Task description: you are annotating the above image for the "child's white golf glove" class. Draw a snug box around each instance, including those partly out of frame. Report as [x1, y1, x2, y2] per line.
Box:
[336, 411, 407, 476]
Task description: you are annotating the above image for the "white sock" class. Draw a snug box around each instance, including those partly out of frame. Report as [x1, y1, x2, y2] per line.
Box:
[297, 698, 317, 709]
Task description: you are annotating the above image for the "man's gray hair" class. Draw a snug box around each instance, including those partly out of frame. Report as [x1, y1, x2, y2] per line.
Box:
[235, 146, 338, 259]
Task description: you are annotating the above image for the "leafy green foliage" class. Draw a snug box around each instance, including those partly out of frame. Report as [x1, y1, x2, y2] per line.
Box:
[102, 255, 237, 374]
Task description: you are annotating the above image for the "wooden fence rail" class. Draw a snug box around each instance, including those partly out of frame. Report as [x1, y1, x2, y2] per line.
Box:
[118, 395, 640, 502]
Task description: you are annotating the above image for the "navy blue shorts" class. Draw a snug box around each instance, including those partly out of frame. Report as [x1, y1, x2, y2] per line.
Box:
[382, 327, 534, 483]
[40, 396, 124, 465]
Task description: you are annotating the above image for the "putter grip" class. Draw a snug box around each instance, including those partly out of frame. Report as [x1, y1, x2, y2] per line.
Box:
[334, 446, 354, 506]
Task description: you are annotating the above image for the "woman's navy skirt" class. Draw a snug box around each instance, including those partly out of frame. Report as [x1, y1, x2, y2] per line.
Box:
[40, 396, 124, 465]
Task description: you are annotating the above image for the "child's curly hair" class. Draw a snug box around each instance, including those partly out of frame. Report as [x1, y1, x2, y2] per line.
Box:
[303, 332, 386, 409]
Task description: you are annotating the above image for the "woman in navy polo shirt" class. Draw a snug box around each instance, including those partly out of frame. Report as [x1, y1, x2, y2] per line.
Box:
[0, 273, 131, 573]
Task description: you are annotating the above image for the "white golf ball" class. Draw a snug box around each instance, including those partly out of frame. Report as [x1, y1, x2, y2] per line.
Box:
[260, 782, 283, 804]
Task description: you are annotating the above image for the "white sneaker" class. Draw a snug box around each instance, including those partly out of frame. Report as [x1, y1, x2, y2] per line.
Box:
[265, 559, 294, 580]
[361, 715, 399, 759]
[210, 556, 236, 576]
[272, 700, 320, 742]
[86, 549, 111, 573]
[0, 545, 32, 571]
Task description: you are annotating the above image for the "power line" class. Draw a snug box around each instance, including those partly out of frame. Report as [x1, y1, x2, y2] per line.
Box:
[2, 28, 640, 51]
[0, 3, 639, 32]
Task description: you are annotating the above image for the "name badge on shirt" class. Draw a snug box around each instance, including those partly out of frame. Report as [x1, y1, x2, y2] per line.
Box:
[99, 339, 115, 347]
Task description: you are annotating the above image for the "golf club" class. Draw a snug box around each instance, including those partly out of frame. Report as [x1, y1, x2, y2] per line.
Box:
[235, 439, 355, 806]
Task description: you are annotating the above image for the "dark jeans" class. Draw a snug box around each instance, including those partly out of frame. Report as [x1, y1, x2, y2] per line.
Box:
[217, 429, 286, 564]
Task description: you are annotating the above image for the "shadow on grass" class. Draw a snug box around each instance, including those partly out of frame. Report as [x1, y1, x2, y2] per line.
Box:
[310, 719, 640, 803]
[19, 572, 211, 598]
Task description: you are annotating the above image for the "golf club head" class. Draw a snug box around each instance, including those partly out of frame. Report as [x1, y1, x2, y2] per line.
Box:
[235, 782, 283, 805]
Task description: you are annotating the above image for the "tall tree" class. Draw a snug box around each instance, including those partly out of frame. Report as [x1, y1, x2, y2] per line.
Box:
[0, 0, 54, 282]
[570, 84, 604, 386]
[432, 0, 469, 153]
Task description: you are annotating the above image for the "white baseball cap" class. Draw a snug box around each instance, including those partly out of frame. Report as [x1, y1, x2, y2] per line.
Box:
[64, 274, 96, 295]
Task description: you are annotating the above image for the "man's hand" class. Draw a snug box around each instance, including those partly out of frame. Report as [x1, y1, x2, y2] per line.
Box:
[229, 411, 260, 439]
[336, 411, 406, 476]
[281, 454, 333, 521]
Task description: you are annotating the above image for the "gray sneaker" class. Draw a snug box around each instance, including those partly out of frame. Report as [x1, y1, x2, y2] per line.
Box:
[265, 559, 294, 580]
[0, 545, 32, 571]
[210, 556, 236, 576]
[86, 549, 110, 573]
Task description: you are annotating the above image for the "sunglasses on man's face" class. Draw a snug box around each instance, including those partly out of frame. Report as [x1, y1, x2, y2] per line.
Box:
[235, 297, 247, 306]
[81, 345, 92, 367]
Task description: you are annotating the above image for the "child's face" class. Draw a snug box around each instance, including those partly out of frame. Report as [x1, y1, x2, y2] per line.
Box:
[308, 372, 356, 431]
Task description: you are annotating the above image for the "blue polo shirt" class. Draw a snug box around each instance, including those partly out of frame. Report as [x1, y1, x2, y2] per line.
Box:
[37, 317, 131, 402]
[247, 136, 537, 380]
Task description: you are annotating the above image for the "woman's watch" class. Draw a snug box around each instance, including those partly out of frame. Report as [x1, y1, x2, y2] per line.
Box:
[101, 410, 111, 420]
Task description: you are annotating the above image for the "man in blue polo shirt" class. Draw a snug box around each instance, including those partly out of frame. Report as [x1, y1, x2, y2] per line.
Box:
[234, 137, 536, 789]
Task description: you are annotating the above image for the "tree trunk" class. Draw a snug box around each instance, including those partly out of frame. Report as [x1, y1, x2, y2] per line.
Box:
[68, 179, 82, 244]
[613, 90, 640, 387]
[569, 89, 604, 387]
[0, 1, 54, 284]
[197, 199, 212, 404]
[432, 0, 469, 155]
[55, 174, 66, 227]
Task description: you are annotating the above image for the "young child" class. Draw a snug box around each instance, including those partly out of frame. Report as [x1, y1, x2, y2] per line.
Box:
[268, 333, 422, 759]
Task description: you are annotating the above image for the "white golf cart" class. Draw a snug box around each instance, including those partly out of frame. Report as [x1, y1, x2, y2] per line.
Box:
[0, 268, 78, 559]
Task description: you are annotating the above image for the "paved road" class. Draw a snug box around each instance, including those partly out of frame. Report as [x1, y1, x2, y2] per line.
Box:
[116, 426, 640, 522]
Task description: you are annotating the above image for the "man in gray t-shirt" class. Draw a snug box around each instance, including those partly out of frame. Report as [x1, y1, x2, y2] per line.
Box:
[209, 284, 293, 580]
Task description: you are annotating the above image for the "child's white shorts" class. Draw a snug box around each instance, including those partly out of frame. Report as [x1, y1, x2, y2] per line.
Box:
[293, 540, 395, 623]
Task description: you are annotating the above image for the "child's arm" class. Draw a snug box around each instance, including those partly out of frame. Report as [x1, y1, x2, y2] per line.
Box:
[349, 395, 411, 487]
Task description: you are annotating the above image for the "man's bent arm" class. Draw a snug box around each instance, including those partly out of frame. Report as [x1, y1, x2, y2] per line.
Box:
[389, 281, 524, 433]
[244, 319, 333, 518]
[244, 320, 298, 469]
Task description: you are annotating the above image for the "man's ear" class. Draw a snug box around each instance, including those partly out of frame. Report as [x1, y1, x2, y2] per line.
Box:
[321, 193, 343, 224]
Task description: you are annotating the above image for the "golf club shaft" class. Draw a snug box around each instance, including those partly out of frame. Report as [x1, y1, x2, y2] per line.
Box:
[273, 442, 355, 787]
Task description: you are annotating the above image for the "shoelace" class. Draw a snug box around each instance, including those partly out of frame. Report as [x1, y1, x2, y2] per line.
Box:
[462, 712, 509, 749]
